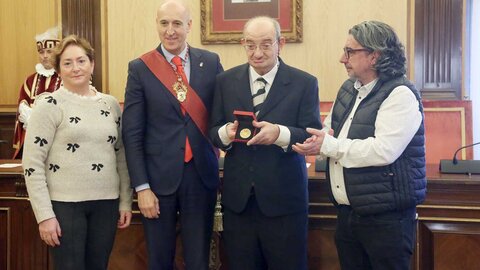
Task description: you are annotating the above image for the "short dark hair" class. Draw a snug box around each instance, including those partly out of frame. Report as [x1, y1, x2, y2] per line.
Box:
[349, 21, 406, 80]
[52, 35, 94, 73]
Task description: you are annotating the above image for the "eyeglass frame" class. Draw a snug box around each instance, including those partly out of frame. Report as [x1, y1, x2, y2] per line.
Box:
[242, 39, 279, 52]
[343, 47, 372, 59]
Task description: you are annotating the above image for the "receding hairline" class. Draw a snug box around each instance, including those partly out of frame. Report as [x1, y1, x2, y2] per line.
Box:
[244, 16, 275, 32]
[157, 0, 191, 20]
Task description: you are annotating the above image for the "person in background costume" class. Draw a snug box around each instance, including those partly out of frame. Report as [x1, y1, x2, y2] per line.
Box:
[13, 27, 62, 159]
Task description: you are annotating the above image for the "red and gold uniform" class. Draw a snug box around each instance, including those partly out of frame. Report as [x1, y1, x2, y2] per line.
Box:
[13, 67, 61, 158]
[13, 33, 61, 159]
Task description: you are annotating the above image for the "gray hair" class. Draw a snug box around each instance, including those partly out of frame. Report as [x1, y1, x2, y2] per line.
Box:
[243, 16, 281, 40]
[349, 21, 406, 80]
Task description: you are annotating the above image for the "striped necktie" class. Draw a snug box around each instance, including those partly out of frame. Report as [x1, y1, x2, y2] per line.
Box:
[253, 77, 267, 116]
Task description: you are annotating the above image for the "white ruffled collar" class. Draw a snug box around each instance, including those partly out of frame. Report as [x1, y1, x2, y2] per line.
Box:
[59, 85, 100, 101]
[35, 63, 56, 77]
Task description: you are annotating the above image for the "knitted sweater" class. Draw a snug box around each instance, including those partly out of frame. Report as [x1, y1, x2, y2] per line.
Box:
[22, 87, 132, 223]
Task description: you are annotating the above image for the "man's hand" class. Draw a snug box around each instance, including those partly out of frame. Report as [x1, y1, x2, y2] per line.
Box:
[39, 217, 62, 247]
[18, 102, 32, 129]
[292, 128, 333, 156]
[247, 120, 280, 146]
[226, 120, 239, 141]
[137, 189, 160, 219]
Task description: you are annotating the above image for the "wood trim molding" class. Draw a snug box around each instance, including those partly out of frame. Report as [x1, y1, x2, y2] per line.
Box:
[61, 0, 103, 91]
[0, 207, 11, 270]
[414, 0, 463, 100]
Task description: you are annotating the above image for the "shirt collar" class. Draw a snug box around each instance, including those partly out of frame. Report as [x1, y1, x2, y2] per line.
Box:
[249, 58, 280, 86]
[354, 78, 378, 96]
[161, 43, 189, 63]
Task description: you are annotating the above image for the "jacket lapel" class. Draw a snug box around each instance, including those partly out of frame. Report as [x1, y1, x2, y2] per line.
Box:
[234, 64, 255, 112]
[188, 47, 202, 92]
[257, 60, 291, 119]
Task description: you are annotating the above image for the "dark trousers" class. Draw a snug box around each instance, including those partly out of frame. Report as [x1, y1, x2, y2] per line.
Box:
[51, 199, 119, 270]
[142, 161, 217, 270]
[335, 205, 416, 270]
[223, 194, 308, 270]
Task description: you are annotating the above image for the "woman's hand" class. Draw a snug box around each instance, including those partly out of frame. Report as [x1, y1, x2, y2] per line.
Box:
[117, 210, 132, 229]
[39, 217, 62, 247]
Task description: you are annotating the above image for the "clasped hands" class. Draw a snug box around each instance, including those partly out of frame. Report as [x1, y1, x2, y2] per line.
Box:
[226, 120, 280, 145]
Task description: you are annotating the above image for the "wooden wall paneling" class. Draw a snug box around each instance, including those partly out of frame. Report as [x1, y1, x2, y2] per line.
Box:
[3, 162, 480, 269]
[423, 100, 473, 164]
[0, 0, 58, 111]
[61, 0, 103, 91]
[0, 113, 16, 159]
[414, 0, 463, 100]
[0, 198, 50, 270]
[0, 207, 11, 270]
[307, 228, 339, 270]
[308, 177, 340, 270]
[108, 214, 148, 270]
[418, 222, 434, 270]
[418, 222, 480, 270]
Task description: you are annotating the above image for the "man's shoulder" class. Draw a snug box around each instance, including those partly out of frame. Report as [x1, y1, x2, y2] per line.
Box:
[189, 46, 219, 59]
[128, 56, 146, 66]
[219, 64, 248, 78]
[279, 61, 316, 81]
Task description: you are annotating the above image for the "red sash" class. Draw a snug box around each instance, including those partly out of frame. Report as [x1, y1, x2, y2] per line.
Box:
[140, 50, 209, 138]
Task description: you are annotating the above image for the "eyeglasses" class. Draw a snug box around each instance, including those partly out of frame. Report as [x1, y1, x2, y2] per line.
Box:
[343, 47, 371, 59]
[243, 40, 278, 52]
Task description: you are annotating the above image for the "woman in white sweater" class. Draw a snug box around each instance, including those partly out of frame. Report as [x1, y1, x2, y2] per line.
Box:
[22, 35, 132, 270]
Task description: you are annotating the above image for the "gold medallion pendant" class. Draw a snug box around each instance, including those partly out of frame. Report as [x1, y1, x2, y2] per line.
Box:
[173, 79, 188, 102]
[239, 128, 252, 139]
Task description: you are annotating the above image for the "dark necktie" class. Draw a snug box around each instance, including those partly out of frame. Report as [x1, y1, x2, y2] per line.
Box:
[172, 56, 192, 162]
[253, 77, 267, 116]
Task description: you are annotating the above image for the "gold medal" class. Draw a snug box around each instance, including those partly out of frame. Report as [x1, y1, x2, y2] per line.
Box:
[239, 128, 252, 139]
[173, 78, 188, 102]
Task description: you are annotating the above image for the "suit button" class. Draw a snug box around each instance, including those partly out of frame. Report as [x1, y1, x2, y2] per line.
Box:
[180, 147, 185, 151]
[249, 166, 254, 172]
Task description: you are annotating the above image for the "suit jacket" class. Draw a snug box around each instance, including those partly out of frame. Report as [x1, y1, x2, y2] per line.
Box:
[122, 45, 223, 195]
[209, 60, 322, 217]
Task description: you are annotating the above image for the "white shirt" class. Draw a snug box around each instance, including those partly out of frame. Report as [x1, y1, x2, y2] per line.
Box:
[161, 43, 191, 81]
[320, 79, 422, 205]
[218, 59, 291, 150]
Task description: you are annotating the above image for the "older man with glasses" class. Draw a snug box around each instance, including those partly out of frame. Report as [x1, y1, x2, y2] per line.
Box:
[294, 21, 426, 270]
[209, 16, 321, 270]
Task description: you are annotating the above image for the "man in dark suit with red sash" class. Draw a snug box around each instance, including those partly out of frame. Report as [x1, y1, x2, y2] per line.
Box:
[122, 1, 223, 269]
